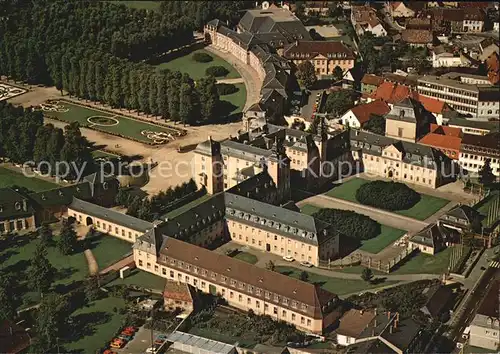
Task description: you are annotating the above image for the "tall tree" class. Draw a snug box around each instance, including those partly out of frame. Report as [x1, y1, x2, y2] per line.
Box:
[179, 82, 197, 125]
[325, 90, 355, 117]
[0, 274, 16, 320]
[85, 275, 101, 302]
[34, 294, 70, 353]
[38, 223, 53, 246]
[27, 242, 55, 296]
[479, 159, 496, 185]
[297, 61, 317, 89]
[58, 221, 78, 255]
[361, 267, 374, 283]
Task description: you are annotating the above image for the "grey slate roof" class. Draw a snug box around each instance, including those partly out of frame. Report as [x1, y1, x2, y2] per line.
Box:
[410, 223, 448, 249]
[220, 139, 272, 162]
[195, 138, 221, 157]
[0, 188, 35, 221]
[440, 205, 481, 228]
[69, 197, 153, 232]
[29, 182, 93, 207]
[448, 117, 499, 132]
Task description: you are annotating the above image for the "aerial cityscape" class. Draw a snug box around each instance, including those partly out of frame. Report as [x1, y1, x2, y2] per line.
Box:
[0, 1, 499, 354]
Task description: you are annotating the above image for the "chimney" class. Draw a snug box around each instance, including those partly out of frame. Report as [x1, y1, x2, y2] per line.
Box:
[208, 135, 212, 141]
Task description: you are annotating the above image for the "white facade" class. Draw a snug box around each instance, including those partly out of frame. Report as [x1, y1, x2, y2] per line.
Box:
[494, 22, 499, 32]
[463, 19, 484, 33]
[390, 3, 415, 18]
[367, 22, 387, 37]
[340, 110, 362, 128]
[458, 152, 500, 177]
[469, 315, 500, 351]
[432, 52, 470, 68]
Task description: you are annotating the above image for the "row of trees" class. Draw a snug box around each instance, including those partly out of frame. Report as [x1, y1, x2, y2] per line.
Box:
[356, 181, 421, 211]
[312, 208, 381, 241]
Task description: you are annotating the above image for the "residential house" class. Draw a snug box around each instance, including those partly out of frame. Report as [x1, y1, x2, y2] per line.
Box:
[409, 223, 449, 254]
[388, 2, 415, 18]
[336, 309, 395, 346]
[459, 132, 500, 177]
[350, 130, 454, 189]
[469, 278, 500, 351]
[304, 1, 330, 16]
[351, 5, 387, 37]
[448, 117, 498, 136]
[0, 188, 37, 234]
[401, 29, 433, 47]
[339, 100, 390, 129]
[438, 204, 483, 234]
[282, 40, 356, 77]
[369, 81, 412, 106]
[426, 8, 485, 34]
[431, 46, 471, 68]
[418, 123, 463, 160]
[420, 284, 454, 318]
[361, 74, 384, 95]
[163, 280, 196, 312]
[406, 18, 432, 31]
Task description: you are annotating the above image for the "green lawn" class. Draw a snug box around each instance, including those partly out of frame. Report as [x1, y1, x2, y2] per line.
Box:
[325, 178, 450, 220]
[275, 266, 398, 295]
[391, 247, 454, 274]
[109, 0, 161, 10]
[43, 101, 177, 143]
[106, 269, 166, 290]
[475, 190, 500, 227]
[232, 251, 258, 264]
[337, 266, 385, 275]
[0, 233, 89, 309]
[64, 295, 127, 353]
[359, 225, 406, 254]
[220, 83, 247, 115]
[164, 194, 212, 219]
[156, 49, 240, 80]
[0, 166, 59, 192]
[91, 150, 121, 160]
[88, 234, 133, 269]
[300, 203, 406, 254]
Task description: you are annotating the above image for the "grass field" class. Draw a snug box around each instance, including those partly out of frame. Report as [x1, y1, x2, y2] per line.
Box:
[0, 166, 59, 192]
[300, 203, 406, 254]
[156, 49, 240, 80]
[232, 251, 258, 264]
[106, 269, 166, 290]
[164, 194, 212, 219]
[91, 150, 121, 160]
[220, 83, 247, 115]
[64, 295, 127, 353]
[88, 234, 132, 269]
[43, 101, 177, 144]
[275, 266, 398, 295]
[109, 0, 160, 10]
[326, 178, 450, 221]
[391, 247, 454, 274]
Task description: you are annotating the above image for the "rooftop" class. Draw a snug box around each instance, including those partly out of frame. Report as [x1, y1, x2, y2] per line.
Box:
[401, 29, 433, 44]
[349, 100, 391, 126]
[167, 331, 236, 354]
[361, 74, 384, 86]
[282, 40, 355, 60]
[461, 132, 500, 151]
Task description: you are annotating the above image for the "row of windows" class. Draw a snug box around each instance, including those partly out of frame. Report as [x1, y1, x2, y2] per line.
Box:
[232, 222, 313, 250]
[0, 219, 29, 233]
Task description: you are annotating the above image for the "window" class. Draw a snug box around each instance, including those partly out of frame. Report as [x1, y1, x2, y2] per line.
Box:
[292, 314, 296, 320]
[282, 310, 286, 317]
[307, 319, 311, 326]
[170, 270, 174, 278]
[138, 260, 143, 266]
[273, 307, 278, 314]
[301, 317, 305, 324]
[256, 301, 260, 308]
[239, 295, 242, 302]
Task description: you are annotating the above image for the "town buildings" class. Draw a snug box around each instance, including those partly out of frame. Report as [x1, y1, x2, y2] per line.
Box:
[448, 117, 498, 136]
[351, 5, 387, 37]
[431, 46, 471, 68]
[339, 100, 390, 129]
[401, 29, 434, 47]
[459, 132, 500, 177]
[384, 98, 435, 143]
[469, 277, 500, 351]
[418, 123, 463, 160]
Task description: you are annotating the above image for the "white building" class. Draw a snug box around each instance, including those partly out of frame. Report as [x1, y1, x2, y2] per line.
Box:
[431, 46, 471, 68]
[459, 132, 500, 177]
[469, 279, 500, 351]
[339, 100, 390, 129]
[388, 2, 415, 18]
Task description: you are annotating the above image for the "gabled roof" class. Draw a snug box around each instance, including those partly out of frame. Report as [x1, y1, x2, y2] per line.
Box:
[421, 284, 454, 317]
[0, 188, 35, 221]
[371, 82, 412, 104]
[413, 94, 450, 114]
[361, 74, 384, 86]
[442, 204, 482, 226]
[410, 223, 448, 248]
[247, 102, 265, 112]
[348, 100, 391, 125]
[195, 137, 221, 157]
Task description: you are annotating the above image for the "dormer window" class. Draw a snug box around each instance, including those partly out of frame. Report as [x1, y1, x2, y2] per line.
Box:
[15, 202, 21, 211]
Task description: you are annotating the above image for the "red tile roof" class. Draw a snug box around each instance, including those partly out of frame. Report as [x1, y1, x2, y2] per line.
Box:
[361, 74, 384, 86]
[418, 133, 462, 155]
[371, 82, 412, 104]
[413, 94, 449, 114]
[350, 100, 391, 125]
[164, 280, 194, 303]
[486, 52, 499, 85]
[429, 123, 462, 137]
[401, 29, 433, 44]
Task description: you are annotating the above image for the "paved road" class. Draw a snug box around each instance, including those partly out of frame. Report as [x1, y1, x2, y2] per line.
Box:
[205, 45, 262, 111]
[216, 78, 245, 84]
[298, 194, 428, 233]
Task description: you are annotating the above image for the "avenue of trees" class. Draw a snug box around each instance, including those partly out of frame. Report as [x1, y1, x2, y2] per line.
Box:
[356, 181, 421, 211]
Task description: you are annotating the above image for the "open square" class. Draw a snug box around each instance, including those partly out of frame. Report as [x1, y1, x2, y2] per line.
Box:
[40, 101, 181, 144]
[0, 82, 27, 101]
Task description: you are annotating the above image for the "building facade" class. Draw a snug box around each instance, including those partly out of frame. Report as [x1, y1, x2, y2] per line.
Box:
[469, 279, 500, 350]
[459, 132, 500, 177]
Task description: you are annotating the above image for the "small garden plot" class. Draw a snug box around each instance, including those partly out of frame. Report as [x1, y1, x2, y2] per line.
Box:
[0, 82, 27, 101]
[0, 166, 59, 192]
[40, 101, 180, 144]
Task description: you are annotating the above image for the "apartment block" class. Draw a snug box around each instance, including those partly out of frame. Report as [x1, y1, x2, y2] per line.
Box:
[459, 132, 500, 177]
[469, 279, 500, 350]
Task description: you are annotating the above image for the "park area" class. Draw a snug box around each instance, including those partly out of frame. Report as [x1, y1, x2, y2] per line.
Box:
[40, 100, 179, 144]
[0, 166, 59, 192]
[300, 203, 406, 254]
[326, 178, 450, 221]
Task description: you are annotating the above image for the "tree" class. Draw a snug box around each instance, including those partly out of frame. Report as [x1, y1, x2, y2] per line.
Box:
[58, 221, 78, 255]
[34, 294, 70, 353]
[297, 61, 317, 89]
[356, 180, 421, 211]
[325, 90, 355, 117]
[265, 260, 276, 272]
[0, 274, 16, 320]
[333, 66, 343, 81]
[478, 159, 496, 185]
[27, 242, 55, 296]
[362, 114, 386, 135]
[85, 275, 101, 302]
[361, 267, 373, 283]
[299, 271, 309, 282]
[38, 223, 53, 246]
[312, 208, 381, 241]
[115, 188, 130, 206]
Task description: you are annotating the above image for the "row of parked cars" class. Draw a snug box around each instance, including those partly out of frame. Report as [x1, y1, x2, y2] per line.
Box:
[145, 334, 169, 354]
[103, 326, 137, 352]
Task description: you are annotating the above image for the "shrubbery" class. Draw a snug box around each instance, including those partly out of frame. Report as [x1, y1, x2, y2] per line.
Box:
[355, 181, 421, 211]
[192, 52, 213, 63]
[313, 208, 381, 240]
[216, 83, 238, 95]
[205, 65, 229, 77]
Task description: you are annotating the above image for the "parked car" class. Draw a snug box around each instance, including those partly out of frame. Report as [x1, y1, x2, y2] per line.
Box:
[123, 326, 136, 333]
[118, 333, 134, 341]
[300, 261, 313, 268]
[283, 255, 295, 262]
[110, 339, 125, 349]
[156, 334, 168, 341]
[154, 338, 165, 345]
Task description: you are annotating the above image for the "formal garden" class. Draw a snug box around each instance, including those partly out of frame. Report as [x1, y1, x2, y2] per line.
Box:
[326, 178, 450, 221]
[300, 204, 406, 254]
[0, 166, 59, 192]
[40, 100, 181, 144]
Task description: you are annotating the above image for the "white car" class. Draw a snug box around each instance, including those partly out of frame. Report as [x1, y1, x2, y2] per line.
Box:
[283, 255, 295, 262]
[145, 347, 157, 353]
[300, 261, 313, 268]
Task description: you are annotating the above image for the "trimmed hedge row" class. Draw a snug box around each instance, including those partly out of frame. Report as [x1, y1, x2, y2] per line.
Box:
[216, 83, 238, 95]
[355, 181, 421, 211]
[313, 208, 381, 241]
[205, 65, 229, 77]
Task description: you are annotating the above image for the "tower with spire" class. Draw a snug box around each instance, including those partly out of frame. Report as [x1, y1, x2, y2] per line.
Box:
[266, 136, 291, 202]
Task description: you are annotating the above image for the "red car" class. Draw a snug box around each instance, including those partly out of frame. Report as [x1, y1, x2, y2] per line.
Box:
[123, 326, 136, 333]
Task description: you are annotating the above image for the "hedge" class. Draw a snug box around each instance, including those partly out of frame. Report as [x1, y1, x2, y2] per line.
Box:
[205, 65, 229, 77]
[216, 83, 238, 95]
[312, 208, 381, 241]
[192, 52, 213, 63]
[355, 181, 421, 211]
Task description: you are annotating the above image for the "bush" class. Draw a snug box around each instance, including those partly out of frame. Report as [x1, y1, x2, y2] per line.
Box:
[312, 208, 381, 240]
[205, 65, 229, 77]
[216, 83, 238, 95]
[192, 52, 213, 63]
[355, 181, 421, 211]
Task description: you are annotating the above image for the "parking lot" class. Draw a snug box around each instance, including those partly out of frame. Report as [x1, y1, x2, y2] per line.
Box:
[114, 326, 165, 354]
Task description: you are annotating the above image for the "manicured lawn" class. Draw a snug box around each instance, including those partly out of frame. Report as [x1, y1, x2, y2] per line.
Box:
[164, 194, 213, 219]
[275, 266, 398, 295]
[91, 150, 121, 159]
[106, 269, 166, 290]
[64, 295, 127, 353]
[232, 251, 258, 265]
[359, 225, 406, 254]
[156, 49, 240, 80]
[300, 203, 406, 254]
[220, 83, 247, 115]
[109, 0, 161, 10]
[88, 234, 133, 269]
[475, 190, 500, 227]
[325, 178, 450, 220]
[0, 233, 89, 308]
[338, 266, 385, 275]
[391, 247, 454, 274]
[43, 101, 178, 143]
[0, 166, 59, 192]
